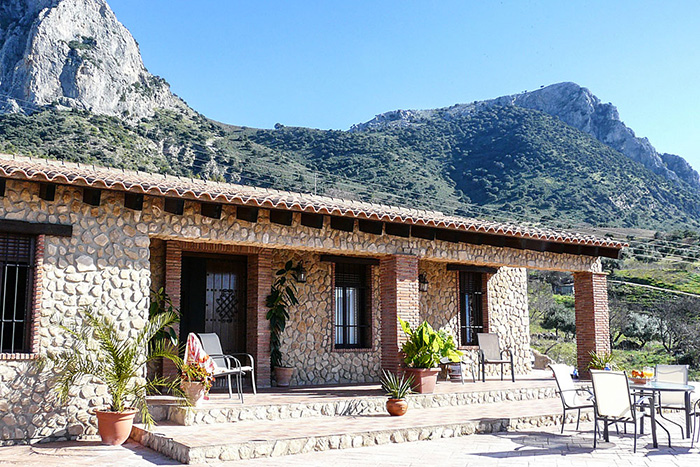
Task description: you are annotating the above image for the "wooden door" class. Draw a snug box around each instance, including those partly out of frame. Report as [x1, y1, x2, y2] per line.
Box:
[204, 258, 247, 354]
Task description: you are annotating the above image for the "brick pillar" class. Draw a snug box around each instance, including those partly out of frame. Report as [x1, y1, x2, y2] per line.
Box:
[574, 272, 610, 379]
[380, 255, 420, 373]
[163, 241, 182, 379]
[247, 249, 273, 388]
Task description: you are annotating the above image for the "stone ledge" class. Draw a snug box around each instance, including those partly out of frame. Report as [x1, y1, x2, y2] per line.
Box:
[150, 385, 559, 426]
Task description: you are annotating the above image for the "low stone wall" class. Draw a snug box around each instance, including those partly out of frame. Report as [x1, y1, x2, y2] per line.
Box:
[154, 385, 558, 426]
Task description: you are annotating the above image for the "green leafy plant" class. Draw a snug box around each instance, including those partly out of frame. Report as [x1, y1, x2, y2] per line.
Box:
[148, 288, 179, 352]
[400, 318, 459, 369]
[179, 363, 213, 391]
[437, 329, 464, 363]
[45, 306, 182, 427]
[265, 260, 303, 369]
[380, 370, 413, 399]
[587, 350, 617, 370]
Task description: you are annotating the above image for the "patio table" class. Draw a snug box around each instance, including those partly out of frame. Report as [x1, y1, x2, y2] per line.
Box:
[628, 380, 695, 448]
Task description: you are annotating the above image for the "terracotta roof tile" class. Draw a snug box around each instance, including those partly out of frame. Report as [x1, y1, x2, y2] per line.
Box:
[0, 154, 626, 250]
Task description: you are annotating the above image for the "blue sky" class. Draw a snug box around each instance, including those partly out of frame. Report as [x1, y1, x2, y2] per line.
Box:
[109, 1, 700, 169]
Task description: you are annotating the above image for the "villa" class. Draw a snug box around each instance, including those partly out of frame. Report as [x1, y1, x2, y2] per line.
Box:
[0, 154, 624, 444]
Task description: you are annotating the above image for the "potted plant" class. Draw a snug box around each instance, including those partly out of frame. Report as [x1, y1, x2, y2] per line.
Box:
[179, 363, 213, 407]
[266, 260, 303, 387]
[399, 318, 455, 394]
[587, 350, 617, 371]
[45, 306, 181, 445]
[437, 329, 465, 381]
[380, 370, 413, 416]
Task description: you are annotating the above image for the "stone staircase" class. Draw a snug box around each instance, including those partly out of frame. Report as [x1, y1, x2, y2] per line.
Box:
[131, 379, 591, 464]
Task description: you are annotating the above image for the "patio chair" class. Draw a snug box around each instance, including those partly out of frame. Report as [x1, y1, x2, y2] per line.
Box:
[692, 396, 700, 448]
[549, 364, 594, 433]
[590, 370, 647, 453]
[477, 333, 514, 382]
[654, 364, 689, 437]
[196, 333, 256, 402]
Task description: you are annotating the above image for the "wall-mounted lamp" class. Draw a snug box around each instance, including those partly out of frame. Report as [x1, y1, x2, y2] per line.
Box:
[418, 273, 428, 292]
[296, 262, 307, 283]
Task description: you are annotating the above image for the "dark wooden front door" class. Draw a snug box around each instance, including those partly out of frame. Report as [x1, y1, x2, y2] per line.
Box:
[180, 255, 247, 354]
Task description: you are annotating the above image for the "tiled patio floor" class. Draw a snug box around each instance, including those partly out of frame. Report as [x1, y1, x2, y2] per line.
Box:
[2, 417, 699, 466]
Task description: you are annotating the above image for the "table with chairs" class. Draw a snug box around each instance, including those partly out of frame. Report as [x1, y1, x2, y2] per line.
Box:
[552, 364, 697, 452]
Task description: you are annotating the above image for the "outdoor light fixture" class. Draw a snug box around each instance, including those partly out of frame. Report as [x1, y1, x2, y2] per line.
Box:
[418, 273, 428, 292]
[296, 262, 307, 283]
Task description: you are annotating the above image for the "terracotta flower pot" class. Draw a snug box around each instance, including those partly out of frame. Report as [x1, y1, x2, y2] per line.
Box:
[95, 408, 138, 446]
[181, 381, 207, 407]
[386, 398, 408, 416]
[404, 368, 440, 394]
[275, 366, 294, 387]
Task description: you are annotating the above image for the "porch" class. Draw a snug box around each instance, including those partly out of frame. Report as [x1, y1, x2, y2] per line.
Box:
[134, 370, 589, 463]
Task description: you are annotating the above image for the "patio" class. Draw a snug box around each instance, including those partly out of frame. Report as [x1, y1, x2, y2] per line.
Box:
[131, 370, 583, 463]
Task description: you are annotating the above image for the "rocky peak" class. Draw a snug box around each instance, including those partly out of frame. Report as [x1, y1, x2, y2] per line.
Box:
[353, 82, 699, 189]
[0, 0, 184, 119]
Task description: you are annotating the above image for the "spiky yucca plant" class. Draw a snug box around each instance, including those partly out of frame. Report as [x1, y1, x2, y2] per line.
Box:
[380, 370, 414, 399]
[45, 306, 183, 427]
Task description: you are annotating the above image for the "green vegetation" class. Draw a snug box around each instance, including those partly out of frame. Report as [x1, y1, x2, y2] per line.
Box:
[530, 234, 700, 379]
[2, 105, 700, 230]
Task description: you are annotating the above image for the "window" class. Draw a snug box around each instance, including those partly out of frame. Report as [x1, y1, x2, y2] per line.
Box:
[334, 263, 370, 349]
[0, 233, 35, 354]
[459, 271, 484, 346]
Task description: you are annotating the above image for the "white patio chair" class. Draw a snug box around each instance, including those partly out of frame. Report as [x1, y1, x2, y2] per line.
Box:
[654, 364, 689, 437]
[590, 370, 647, 453]
[477, 333, 514, 382]
[196, 333, 256, 402]
[549, 364, 594, 433]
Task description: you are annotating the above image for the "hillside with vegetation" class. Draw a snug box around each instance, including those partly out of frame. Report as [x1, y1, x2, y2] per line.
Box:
[530, 229, 700, 377]
[2, 105, 700, 232]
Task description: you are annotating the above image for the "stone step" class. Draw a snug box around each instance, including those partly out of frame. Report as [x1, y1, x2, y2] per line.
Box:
[148, 382, 559, 426]
[132, 397, 592, 464]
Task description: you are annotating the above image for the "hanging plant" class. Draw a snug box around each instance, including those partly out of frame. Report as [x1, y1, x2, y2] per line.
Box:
[265, 260, 303, 370]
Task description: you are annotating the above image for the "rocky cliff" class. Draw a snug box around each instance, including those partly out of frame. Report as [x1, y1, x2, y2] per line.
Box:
[0, 0, 184, 119]
[352, 82, 699, 188]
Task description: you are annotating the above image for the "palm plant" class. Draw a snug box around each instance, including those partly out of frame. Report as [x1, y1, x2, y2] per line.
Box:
[45, 306, 182, 427]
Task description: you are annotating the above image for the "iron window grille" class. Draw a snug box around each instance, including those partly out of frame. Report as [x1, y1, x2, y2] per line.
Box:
[0, 233, 35, 354]
[459, 271, 484, 346]
[334, 263, 371, 349]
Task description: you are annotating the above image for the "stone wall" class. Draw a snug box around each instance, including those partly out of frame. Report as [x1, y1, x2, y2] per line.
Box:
[417, 263, 530, 378]
[273, 251, 382, 385]
[0, 180, 151, 445]
[486, 267, 531, 375]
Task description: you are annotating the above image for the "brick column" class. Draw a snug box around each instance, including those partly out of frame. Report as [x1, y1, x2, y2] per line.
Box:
[380, 255, 420, 373]
[247, 249, 273, 388]
[574, 272, 610, 378]
[164, 241, 182, 312]
[162, 241, 183, 379]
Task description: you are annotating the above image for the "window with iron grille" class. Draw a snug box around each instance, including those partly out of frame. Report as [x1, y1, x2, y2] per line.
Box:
[459, 271, 484, 346]
[334, 263, 371, 349]
[0, 233, 34, 354]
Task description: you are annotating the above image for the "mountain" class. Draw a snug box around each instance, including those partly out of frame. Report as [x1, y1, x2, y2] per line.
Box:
[0, 0, 184, 119]
[0, 0, 699, 232]
[352, 82, 700, 189]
